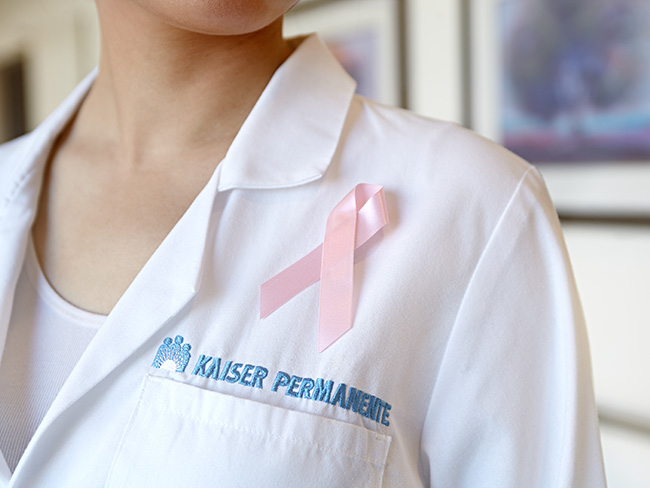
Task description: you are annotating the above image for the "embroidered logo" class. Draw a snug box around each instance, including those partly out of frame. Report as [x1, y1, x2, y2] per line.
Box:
[149, 334, 393, 426]
[152, 335, 192, 373]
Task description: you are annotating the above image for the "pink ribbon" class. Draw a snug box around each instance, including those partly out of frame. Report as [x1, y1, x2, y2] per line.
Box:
[260, 184, 389, 353]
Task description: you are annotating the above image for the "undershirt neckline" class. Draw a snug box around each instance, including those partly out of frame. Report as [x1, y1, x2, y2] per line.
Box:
[24, 236, 107, 329]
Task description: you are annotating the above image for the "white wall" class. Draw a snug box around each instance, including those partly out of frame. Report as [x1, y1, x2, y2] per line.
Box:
[0, 0, 99, 129]
[561, 222, 650, 485]
[405, 0, 463, 123]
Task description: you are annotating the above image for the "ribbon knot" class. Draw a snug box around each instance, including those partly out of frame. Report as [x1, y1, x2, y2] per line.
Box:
[260, 184, 389, 353]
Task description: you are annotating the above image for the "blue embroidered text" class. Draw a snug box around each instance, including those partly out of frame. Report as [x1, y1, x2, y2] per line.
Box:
[150, 337, 393, 427]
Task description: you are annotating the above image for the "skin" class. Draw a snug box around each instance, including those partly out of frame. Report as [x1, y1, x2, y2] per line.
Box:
[32, 0, 300, 315]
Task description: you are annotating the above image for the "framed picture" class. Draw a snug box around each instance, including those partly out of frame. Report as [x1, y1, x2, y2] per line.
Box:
[285, 0, 405, 108]
[468, 0, 650, 218]
[0, 58, 26, 144]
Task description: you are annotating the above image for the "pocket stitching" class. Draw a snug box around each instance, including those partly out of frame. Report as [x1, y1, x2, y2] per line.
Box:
[139, 398, 390, 467]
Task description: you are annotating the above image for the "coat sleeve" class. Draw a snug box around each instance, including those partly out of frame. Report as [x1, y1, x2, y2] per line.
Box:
[419, 166, 607, 487]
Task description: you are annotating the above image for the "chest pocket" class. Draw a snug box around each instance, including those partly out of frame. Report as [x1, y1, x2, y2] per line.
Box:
[106, 375, 391, 487]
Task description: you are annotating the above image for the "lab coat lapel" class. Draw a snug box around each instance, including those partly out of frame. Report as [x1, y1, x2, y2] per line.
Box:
[0, 68, 97, 368]
[1, 63, 219, 479]
[17, 159, 221, 473]
[0, 133, 40, 367]
[0, 70, 95, 485]
[0, 452, 9, 488]
[0, 144, 37, 484]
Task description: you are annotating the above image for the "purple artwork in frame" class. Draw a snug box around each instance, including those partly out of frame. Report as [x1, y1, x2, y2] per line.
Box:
[501, 0, 650, 163]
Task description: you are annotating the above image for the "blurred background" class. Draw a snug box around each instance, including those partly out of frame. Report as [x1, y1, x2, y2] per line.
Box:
[0, 0, 648, 485]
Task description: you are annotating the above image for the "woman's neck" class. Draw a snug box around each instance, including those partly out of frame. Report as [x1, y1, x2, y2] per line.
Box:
[73, 0, 295, 170]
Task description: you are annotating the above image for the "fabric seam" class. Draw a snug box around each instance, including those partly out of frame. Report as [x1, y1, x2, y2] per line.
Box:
[135, 384, 390, 468]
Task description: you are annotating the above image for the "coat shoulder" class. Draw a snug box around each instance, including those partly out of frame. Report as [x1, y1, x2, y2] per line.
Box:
[347, 95, 536, 201]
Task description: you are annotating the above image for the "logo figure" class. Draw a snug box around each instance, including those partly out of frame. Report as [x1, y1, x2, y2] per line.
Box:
[152, 335, 192, 373]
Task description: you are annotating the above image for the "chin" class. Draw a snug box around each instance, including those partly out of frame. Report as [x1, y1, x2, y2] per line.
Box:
[134, 0, 298, 35]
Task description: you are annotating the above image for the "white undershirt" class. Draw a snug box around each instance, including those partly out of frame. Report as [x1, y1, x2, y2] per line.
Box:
[0, 237, 106, 473]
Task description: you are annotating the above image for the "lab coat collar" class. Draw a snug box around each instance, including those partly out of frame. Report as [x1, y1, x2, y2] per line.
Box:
[217, 34, 356, 191]
[0, 33, 355, 201]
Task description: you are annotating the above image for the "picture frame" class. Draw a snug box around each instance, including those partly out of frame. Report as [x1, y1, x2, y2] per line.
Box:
[0, 57, 26, 144]
[285, 0, 405, 108]
[467, 0, 650, 219]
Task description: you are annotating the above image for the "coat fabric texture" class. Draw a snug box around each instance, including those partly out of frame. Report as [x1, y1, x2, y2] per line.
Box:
[0, 34, 606, 487]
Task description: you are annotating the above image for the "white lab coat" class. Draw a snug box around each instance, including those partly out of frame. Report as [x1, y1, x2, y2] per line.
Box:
[0, 34, 606, 487]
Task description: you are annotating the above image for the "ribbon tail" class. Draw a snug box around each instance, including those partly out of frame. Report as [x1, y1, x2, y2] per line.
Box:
[260, 245, 322, 319]
[318, 186, 360, 353]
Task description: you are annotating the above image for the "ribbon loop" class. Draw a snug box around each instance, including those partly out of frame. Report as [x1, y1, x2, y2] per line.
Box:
[260, 184, 389, 352]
